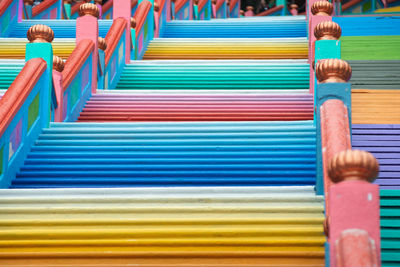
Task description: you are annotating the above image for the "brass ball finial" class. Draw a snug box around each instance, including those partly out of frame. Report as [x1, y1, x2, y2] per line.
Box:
[311, 0, 333, 16]
[24, 0, 34, 5]
[53, 56, 65, 72]
[154, 2, 160, 12]
[328, 150, 379, 183]
[27, 25, 54, 43]
[94, 0, 103, 4]
[78, 3, 100, 18]
[98, 37, 107, 51]
[63, 0, 73, 4]
[315, 58, 352, 83]
[212, 0, 217, 4]
[314, 21, 341, 41]
[194, 0, 199, 4]
[130, 17, 136, 28]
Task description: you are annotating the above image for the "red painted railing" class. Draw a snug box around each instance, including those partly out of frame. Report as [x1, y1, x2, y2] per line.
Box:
[0, 58, 47, 136]
[32, 0, 58, 17]
[103, 0, 114, 13]
[104, 18, 126, 65]
[215, 0, 225, 11]
[62, 39, 95, 89]
[133, 1, 152, 38]
[256, 5, 284, 16]
[229, 0, 238, 12]
[0, 0, 13, 16]
[156, 0, 166, 12]
[198, 0, 208, 11]
[175, 0, 189, 12]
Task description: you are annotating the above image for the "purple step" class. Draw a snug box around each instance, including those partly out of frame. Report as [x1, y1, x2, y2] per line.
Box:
[352, 124, 400, 189]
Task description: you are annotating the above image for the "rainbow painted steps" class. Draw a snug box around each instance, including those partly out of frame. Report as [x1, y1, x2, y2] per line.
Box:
[143, 38, 308, 60]
[162, 17, 307, 38]
[78, 90, 313, 122]
[13, 121, 316, 188]
[352, 124, 400, 189]
[349, 60, 400, 89]
[341, 36, 400, 60]
[0, 38, 75, 59]
[0, 60, 24, 89]
[380, 189, 400, 267]
[352, 89, 400, 124]
[0, 186, 324, 266]
[116, 60, 309, 90]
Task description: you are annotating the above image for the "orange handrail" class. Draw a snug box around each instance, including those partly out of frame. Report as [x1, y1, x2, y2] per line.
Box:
[104, 18, 126, 65]
[62, 39, 95, 89]
[198, 0, 208, 11]
[132, 0, 138, 8]
[103, 0, 114, 13]
[175, 0, 189, 12]
[32, 0, 59, 17]
[156, 0, 166, 12]
[229, 0, 238, 12]
[256, 5, 283, 16]
[133, 1, 152, 37]
[0, 58, 47, 136]
[216, 0, 225, 11]
[0, 0, 13, 17]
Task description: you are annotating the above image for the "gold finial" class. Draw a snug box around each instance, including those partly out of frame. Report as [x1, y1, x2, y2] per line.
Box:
[227, 0, 230, 5]
[314, 21, 341, 40]
[212, 0, 217, 4]
[53, 56, 65, 72]
[130, 17, 136, 28]
[328, 150, 379, 183]
[94, 0, 103, 4]
[27, 25, 54, 43]
[63, 0, 73, 4]
[98, 37, 107, 51]
[78, 3, 100, 18]
[315, 58, 351, 83]
[154, 2, 160, 12]
[194, 0, 199, 4]
[311, 0, 333, 16]
[24, 0, 34, 5]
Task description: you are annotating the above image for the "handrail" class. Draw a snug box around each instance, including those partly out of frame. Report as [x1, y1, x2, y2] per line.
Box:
[133, 1, 152, 38]
[104, 18, 126, 65]
[132, 0, 138, 8]
[198, 0, 208, 11]
[156, 0, 166, 11]
[0, 0, 13, 17]
[32, 0, 59, 17]
[175, 0, 189, 12]
[71, 1, 82, 16]
[215, 0, 225, 11]
[229, 0, 238, 12]
[62, 39, 95, 89]
[342, 0, 364, 11]
[103, 0, 114, 13]
[0, 58, 47, 136]
[256, 5, 284, 16]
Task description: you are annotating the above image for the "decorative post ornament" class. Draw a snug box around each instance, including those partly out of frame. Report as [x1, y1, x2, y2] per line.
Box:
[314, 21, 341, 40]
[315, 58, 352, 83]
[78, 3, 100, 18]
[27, 25, 55, 43]
[311, 0, 333, 16]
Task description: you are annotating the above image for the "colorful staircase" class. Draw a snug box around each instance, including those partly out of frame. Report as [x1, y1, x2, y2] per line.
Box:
[1, 14, 327, 266]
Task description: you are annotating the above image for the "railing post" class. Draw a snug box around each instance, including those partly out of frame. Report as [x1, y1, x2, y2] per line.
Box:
[53, 56, 64, 122]
[23, 0, 33, 19]
[309, 0, 333, 94]
[113, 0, 131, 63]
[76, 3, 99, 93]
[63, 0, 72, 18]
[328, 150, 381, 267]
[98, 37, 107, 89]
[25, 25, 54, 128]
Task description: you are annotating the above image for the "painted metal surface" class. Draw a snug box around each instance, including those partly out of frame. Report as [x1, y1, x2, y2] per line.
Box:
[144, 38, 308, 59]
[13, 120, 316, 188]
[116, 60, 310, 90]
[161, 16, 307, 38]
[0, 186, 325, 266]
[78, 91, 314, 122]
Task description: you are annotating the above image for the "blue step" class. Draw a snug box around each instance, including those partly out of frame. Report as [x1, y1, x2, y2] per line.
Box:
[12, 121, 316, 188]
